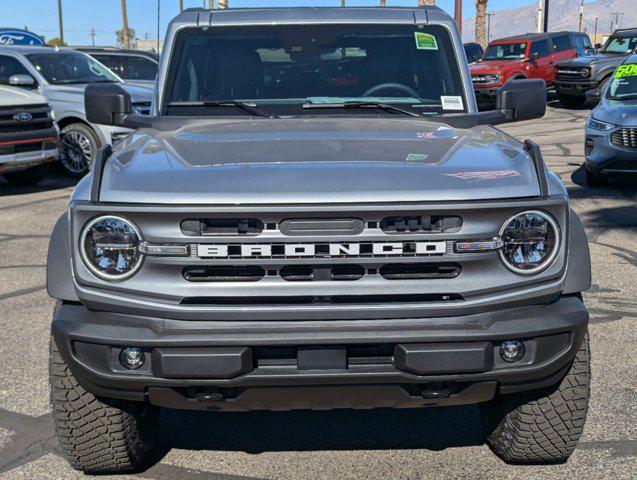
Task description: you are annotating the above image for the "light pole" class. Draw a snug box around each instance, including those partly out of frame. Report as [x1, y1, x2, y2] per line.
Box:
[486, 13, 495, 43]
[57, 0, 64, 44]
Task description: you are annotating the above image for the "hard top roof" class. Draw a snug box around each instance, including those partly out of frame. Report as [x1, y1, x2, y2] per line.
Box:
[171, 6, 452, 27]
[491, 31, 585, 44]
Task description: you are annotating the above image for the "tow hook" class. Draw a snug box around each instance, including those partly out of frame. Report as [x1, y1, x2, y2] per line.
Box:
[420, 383, 451, 399]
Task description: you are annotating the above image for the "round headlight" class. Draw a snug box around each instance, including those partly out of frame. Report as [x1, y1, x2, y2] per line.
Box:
[499, 211, 560, 275]
[580, 67, 590, 78]
[80, 215, 143, 280]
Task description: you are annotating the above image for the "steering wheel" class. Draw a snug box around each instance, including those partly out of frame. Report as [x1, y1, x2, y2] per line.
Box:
[362, 82, 420, 99]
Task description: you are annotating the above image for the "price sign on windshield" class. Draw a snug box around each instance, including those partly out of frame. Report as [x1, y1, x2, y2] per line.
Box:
[614, 64, 637, 78]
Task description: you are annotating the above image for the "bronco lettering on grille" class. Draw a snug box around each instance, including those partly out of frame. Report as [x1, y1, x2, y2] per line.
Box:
[196, 241, 448, 259]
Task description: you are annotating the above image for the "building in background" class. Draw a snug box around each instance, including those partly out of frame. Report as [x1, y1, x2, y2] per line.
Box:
[136, 38, 163, 53]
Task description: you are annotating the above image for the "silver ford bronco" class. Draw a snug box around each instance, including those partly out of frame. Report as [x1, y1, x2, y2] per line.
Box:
[47, 6, 592, 473]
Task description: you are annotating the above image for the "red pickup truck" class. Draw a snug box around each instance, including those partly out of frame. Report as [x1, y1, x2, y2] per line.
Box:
[470, 31, 592, 105]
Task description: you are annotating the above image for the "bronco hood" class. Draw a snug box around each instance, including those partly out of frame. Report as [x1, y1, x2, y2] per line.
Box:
[97, 117, 542, 205]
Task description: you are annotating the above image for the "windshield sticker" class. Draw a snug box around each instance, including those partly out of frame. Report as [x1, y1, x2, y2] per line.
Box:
[405, 153, 429, 162]
[615, 64, 637, 79]
[414, 32, 438, 50]
[441, 96, 464, 111]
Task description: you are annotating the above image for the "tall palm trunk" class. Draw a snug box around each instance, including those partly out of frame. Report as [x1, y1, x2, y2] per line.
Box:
[120, 0, 130, 49]
[475, 0, 488, 48]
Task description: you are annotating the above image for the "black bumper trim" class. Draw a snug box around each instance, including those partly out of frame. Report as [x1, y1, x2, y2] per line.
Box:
[51, 296, 588, 407]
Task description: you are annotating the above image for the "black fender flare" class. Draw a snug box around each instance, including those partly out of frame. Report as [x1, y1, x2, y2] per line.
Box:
[563, 209, 591, 295]
[47, 213, 79, 302]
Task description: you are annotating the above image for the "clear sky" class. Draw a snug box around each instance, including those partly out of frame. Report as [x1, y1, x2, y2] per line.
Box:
[3, 0, 537, 46]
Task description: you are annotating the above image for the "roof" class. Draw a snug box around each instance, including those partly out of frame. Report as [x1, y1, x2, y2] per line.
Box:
[614, 28, 637, 36]
[73, 47, 159, 59]
[172, 6, 452, 27]
[0, 44, 58, 54]
[491, 31, 585, 43]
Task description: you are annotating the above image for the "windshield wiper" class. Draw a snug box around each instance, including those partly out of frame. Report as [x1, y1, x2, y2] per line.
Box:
[168, 100, 276, 118]
[303, 101, 422, 117]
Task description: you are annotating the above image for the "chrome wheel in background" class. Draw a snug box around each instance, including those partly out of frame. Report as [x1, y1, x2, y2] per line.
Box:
[60, 124, 100, 177]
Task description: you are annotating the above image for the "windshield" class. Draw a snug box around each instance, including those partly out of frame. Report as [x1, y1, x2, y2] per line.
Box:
[602, 36, 637, 54]
[608, 63, 637, 100]
[27, 52, 120, 85]
[484, 42, 527, 60]
[166, 24, 466, 115]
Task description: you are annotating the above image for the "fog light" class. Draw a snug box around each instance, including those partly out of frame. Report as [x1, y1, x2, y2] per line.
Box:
[499, 340, 525, 363]
[119, 347, 145, 370]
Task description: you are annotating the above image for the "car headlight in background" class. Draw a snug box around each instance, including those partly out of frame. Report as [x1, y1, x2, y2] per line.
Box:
[499, 211, 560, 275]
[587, 116, 615, 131]
[80, 215, 144, 280]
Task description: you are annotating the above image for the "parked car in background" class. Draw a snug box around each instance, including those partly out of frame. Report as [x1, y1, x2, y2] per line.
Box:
[463, 42, 483, 64]
[583, 55, 637, 185]
[470, 31, 592, 106]
[0, 46, 152, 176]
[0, 84, 57, 185]
[74, 47, 159, 88]
[554, 28, 637, 108]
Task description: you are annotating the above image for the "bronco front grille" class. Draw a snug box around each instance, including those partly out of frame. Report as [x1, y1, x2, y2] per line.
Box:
[611, 128, 637, 149]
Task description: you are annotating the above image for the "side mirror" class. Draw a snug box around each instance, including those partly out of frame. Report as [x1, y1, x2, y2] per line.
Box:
[594, 43, 602, 50]
[85, 83, 150, 128]
[527, 52, 539, 61]
[496, 78, 546, 122]
[9, 74, 36, 88]
[585, 88, 601, 102]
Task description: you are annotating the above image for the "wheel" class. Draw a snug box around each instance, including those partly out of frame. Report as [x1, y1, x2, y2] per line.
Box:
[481, 332, 590, 464]
[3, 164, 48, 186]
[557, 93, 586, 108]
[49, 336, 159, 473]
[59, 123, 101, 177]
[585, 169, 606, 186]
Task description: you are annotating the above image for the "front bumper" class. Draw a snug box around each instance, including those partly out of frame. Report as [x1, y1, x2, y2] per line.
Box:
[585, 127, 637, 174]
[554, 79, 599, 97]
[52, 296, 588, 411]
[0, 135, 59, 174]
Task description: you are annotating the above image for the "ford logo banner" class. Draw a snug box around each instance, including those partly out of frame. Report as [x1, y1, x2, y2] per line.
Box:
[0, 29, 45, 46]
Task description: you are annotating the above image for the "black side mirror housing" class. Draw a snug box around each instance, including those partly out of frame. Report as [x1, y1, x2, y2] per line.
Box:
[85, 83, 151, 129]
[496, 78, 546, 122]
[594, 43, 602, 50]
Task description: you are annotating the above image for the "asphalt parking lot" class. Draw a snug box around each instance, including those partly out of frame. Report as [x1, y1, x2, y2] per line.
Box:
[0, 100, 635, 479]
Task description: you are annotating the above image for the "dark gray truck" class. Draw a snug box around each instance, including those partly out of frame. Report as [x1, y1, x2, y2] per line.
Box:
[47, 6, 592, 473]
[555, 27, 637, 107]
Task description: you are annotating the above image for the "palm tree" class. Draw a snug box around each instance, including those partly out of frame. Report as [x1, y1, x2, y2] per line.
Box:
[475, 0, 489, 48]
[120, 0, 130, 49]
[419, 0, 436, 5]
[218, 0, 228, 8]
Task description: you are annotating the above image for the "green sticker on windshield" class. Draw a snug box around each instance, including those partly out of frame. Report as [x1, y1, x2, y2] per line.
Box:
[414, 32, 438, 51]
[615, 64, 637, 78]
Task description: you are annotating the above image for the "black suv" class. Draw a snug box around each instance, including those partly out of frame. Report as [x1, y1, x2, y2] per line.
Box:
[555, 27, 637, 107]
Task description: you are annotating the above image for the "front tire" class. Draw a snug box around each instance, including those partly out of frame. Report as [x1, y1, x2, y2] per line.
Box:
[481, 332, 590, 464]
[557, 93, 586, 108]
[49, 337, 159, 474]
[59, 123, 101, 177]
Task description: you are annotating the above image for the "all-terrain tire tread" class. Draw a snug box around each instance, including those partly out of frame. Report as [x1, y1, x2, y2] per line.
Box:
[49, 337, 158, 473]
[484, 333, 590, 464]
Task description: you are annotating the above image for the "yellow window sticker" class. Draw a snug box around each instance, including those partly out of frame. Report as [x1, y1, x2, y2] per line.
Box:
[414, 32, 438, 51]
[615, 64, 637, 79]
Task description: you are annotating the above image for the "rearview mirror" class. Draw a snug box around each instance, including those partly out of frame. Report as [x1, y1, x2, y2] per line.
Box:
[9, 74, 35, 88]
[527, 52, 539, 61]
[496, 79, 546, 122]
[85, 83, 150, 129]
